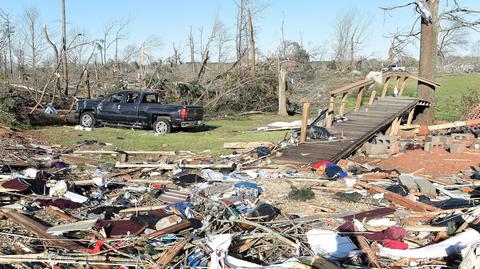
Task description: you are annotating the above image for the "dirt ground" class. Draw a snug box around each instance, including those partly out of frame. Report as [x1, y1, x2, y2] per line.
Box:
[362, 149, 479, 177]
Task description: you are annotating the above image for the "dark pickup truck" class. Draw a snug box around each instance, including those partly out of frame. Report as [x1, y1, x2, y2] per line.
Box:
[75, 90, 204, 134]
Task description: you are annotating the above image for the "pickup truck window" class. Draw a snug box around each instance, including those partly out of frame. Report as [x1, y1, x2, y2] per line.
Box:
[142, 93, 158, 103]
[108, 93, 124, 103]
[125, 93, 140, 103]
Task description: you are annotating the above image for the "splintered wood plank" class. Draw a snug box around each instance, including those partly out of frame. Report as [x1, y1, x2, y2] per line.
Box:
[0, 210, 83, 251]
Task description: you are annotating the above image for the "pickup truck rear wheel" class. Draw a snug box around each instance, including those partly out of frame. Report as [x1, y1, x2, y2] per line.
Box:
[80, 112, 96, 128]
[153, 118, 171, 134]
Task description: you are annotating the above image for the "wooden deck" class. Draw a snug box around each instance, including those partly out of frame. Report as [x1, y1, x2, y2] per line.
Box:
[277, 96, 418, 164]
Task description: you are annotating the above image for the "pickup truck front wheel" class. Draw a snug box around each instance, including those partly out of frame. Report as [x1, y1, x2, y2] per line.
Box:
[153, 118, 171, 134]
[80, 112, 96, 128]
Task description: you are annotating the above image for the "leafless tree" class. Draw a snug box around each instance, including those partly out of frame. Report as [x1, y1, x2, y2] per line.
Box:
[114, 19, 130, 64]
[332, 7, 370, 73]
[214, 20, 232, 63]
[381, 0, 480, 123]
[471, 39, 480, 56]
[233, 0, 269, 62]
[22, 7, 44, 88]
[0, 9, 14, 78]
[189, 26, 196, 73]
[61, 0, 68, 95]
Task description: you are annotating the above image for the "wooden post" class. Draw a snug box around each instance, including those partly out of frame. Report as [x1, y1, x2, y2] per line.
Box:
[83, 69, 90, 99]
[278, 68, 287, 116]
[326, 95, 335, 128]
[299, 102, 310, 143]
[368, 89, 376, 105]
[381, 77, 390, 98]
[354, 87, 364, 112]
[394, 76, 401, 95]
[399, 77, 408, 96]
[388, 117, 399, 136]
[339, 93, 348, 117]
[407, 108, 415, 125]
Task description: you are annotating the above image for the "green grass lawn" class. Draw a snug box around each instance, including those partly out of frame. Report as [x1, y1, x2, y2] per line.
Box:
[37, 114, 300, 155]
[35, 73, 479, 154]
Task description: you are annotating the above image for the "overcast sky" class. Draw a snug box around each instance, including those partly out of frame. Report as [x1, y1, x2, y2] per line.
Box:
[3, 0, 480, 61]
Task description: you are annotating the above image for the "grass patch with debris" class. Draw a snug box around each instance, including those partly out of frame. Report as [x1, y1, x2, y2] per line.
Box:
[34, 114, 300, 156]
[288, 186, 315, 201]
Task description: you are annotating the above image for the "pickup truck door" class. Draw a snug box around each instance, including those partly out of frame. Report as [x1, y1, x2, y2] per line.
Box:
[118, 92, 141, 124]
[97, 92, 125, 122]
[137, 93, 160, 126]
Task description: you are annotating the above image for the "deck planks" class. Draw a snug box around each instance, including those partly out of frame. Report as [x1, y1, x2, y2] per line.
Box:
[277, 96, 418, 164]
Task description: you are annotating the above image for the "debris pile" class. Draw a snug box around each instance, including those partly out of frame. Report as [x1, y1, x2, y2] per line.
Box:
[0, 124, 480, 268]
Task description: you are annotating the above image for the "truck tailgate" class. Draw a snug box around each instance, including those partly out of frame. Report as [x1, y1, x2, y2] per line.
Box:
[185, 106, 203, 121]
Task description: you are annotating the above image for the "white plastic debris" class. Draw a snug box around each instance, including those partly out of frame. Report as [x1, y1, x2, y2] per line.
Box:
[379, 228, 480, 259]
[206, 234, 232, 269]
[23, 168, 39, 179]
[49, 180, 68, 196]
[415, 0, 432, 23]
[63, 191, 88, 203]
[306, 229, 358, 260]
[74, 125, 92, 131]
[201, 169, 225, 181]
[44, 106, 58, 114]
[366, 218, 397, 227]
[366, 71, 383, 84]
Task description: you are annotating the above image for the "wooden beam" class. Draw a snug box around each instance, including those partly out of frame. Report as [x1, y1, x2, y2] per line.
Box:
[388, 117, 399, 136]
[368, 89, 376, 105]
[326, 95, 335, 128]
[394, 76, 401, 95]
[0, 210, 83, 250]
[354, 86, 365, 112]
[381, 77, 390, 98]
[406, 108, 415, 125]
[355, 182, 439, 212]
[399, 77, 408, 96]
[339, 93, 348, 117]
[155, 238, 188, 267]
[300, 102, 311, 143]
[147, 220, 192, 239]
[356, 236, 381, 268]
[330, 78, 374, 95]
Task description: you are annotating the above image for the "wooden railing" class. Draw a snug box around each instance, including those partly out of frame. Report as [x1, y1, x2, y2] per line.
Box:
[324, 72, 440, 128]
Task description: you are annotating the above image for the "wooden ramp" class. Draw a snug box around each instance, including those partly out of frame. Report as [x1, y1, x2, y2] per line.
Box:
[277, 96, 419, 164]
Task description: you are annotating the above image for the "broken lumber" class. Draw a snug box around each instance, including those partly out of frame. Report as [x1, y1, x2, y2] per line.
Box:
[114, 162, 234, 169]
[120, 205, 168, 213]
[72, 150, 177, 156]
[223, 142, 274, 149]
[146, 220, 192, 239]
[155, 238, 188, 267]
[355, 182, 439, 212]
[0, 210, 83, 250]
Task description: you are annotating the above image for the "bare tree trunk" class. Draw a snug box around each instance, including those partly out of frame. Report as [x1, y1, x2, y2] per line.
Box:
[236, 0, 245, 61]
[83, 69, 90, 99]
[281, 14, 286, 58]
[189, 26, 196, 74]
[278, 68, 287, 116]
[247, 8, 255, 75]
[416, 0, 439, 124]
[43, 25, 61, 97]
[7, 23, 13, 78]
[140, 43, 145, 88]
[61, 0, 69, 96]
